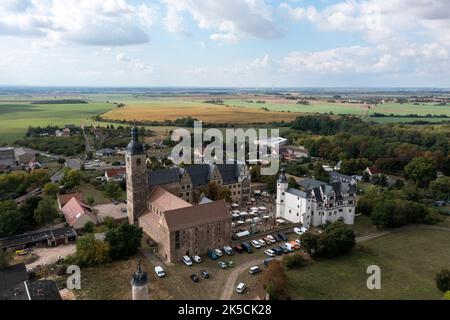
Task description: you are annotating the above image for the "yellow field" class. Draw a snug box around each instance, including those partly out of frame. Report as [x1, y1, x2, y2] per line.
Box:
[102, 100, 301, 124]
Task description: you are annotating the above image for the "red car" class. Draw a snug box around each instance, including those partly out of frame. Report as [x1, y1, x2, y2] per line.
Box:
[233, 244, 244, 253]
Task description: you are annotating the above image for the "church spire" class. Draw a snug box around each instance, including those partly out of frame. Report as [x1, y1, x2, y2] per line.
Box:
[127, 124, 144, 155]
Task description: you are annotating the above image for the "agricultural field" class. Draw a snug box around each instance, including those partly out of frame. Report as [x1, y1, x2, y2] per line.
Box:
[101, 99, 302, 124]
[0, 99, 115, 143]
[286, 228, 450, 300]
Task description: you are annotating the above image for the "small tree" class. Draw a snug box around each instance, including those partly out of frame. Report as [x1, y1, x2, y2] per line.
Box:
[300, 232, 319, 255]
[43, 182, 59, 197]
[33, 197, 58, 225]
[74, 234, 110, 266]
[103, 216, 117, 229]
[436, 269, 450, 292]
[86, 196, 95, 207]
[106, 223, 143, 260]
[261, 260, 287, 300]
[283, 253, 306, 270]
[84, 221, 95, 233]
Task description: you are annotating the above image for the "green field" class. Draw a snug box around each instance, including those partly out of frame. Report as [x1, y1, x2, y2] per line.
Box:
[0, 101, 115, 143]
[286, 228, 450, 300]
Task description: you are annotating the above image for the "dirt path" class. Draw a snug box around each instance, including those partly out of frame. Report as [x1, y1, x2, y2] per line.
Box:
[26, 244, 76, 269]
[219, 225, 450, 300]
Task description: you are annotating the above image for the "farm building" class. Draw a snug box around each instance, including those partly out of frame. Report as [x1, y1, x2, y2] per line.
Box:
[61, 196, 97, 230]
[0, 226, 77, 250]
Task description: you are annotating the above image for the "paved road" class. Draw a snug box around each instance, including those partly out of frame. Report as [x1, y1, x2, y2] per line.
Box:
[219, 224, 450, 300]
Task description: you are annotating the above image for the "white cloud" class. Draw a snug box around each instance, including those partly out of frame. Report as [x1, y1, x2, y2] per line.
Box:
[116, 52, 153, 75]
[0, 0, 157, 46]
[162, 0, 282, 44]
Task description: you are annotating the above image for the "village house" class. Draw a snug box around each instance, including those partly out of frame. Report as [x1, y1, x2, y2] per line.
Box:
[60, 196, 97, 230]
[104, 167, 126, 182]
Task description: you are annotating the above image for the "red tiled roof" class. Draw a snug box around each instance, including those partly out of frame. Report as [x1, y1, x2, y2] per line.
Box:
[105, 167, 126, 177]
[149, 187, 192, 212]
[57, 193, 84, 208]
[368, 166, 382, 174]
[163, 199, 229, 232]
[61, 197, 96, 227]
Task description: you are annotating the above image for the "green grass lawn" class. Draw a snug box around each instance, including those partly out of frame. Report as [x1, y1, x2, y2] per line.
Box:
[286, 228, 450, 300]
[77, 182, 125, 205]
[0, 101, 115, 143]
[370, 103, 450, 116]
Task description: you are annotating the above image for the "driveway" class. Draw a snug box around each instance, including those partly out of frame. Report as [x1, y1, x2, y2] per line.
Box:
[26, 244, 76, 269]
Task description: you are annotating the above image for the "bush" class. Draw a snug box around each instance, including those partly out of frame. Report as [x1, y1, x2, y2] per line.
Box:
[283, 253, 306, 270]
[436, 269, 450, 292]
[106, 223, 143, 260]
[83, 221, 95, 233]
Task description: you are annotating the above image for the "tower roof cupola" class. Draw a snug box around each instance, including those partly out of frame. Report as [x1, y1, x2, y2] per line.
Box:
[127, 125, 144, 155]
[278, 166, 288, 183]
[131, 260, 148, 287]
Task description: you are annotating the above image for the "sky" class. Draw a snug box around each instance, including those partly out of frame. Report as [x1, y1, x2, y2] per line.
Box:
[0, 0, 450, 87]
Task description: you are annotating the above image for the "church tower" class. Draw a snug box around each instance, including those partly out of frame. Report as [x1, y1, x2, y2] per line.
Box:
[126, 125, 148, 225]
[276, 166, 288, 218]
[131, 261, 149, 300]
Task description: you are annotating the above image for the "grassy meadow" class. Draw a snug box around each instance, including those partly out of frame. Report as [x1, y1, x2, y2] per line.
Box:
[286, 228, 450, 300]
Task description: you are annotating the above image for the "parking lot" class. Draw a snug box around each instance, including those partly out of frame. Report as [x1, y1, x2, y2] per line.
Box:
[140, 229, 304, 300]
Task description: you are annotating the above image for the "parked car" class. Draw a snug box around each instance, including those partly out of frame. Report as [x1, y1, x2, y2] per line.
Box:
[272, 247, 283, 255]
[223, 245, 234, 255]
[274, 234, 282, 242]
[236, 282, 246, 294]
[248, 266, 262, 275]
[233, 244, 244, 253]
[295, 239, 301, 246]
[279, 245, 289, 254]
[154, 266, 166, 278]
[284, 243, 294, 252]
[208, 249, 218, 260]
[182, 255, 193, 266]
[241, 242, 253, 253]
[192, 255, 202, 263]
[218, 261, 228, 269]
[228, 261, 235, 268]
[290, 241, 301, 250]
[251, 240, 261, 249]
[263, 258, 274, 267]
[257, 239, 267, 246]
[201, 270, 210, 279]
[190, 274, 199, 283]
[264, 249, 275, 257]
[277, 232, 288, 241]
[265, 236, 276, 244]
[214, 249, 223, 257]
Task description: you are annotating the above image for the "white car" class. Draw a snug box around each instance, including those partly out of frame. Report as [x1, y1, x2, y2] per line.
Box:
[284, 243, 294, 252]
[192, 255, 202, 263]
[182, 255, 193, 266]
[266, 235, 276, 243]
[258, 239, 267, 246]
[293, 227, 304, 236]
[251, 240, 261, 249]
[214, 249, 223, 257]
[236, 282, 246, 294]
[223, 245, 234, 255]
[264, 249, 276, 257]
[154, 266, 166, 278]
[295, 239, 301, 246]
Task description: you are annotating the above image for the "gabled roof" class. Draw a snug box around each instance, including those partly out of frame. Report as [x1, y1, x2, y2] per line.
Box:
[367, 166, 382, 175]
[216, 164, 239, 184]
[105, 167, 126, 177]
[148, 168, 180, 186]
[329, 171, 352, 183]
[286, 188, 307, 198]
[297, 178, 327, 190]
[61, 197, 96, 227]
[184, 164, 210, 187]
[163, 199, 229, 232]
[57, 193, 84, 208]
[149, 187, 191, 212]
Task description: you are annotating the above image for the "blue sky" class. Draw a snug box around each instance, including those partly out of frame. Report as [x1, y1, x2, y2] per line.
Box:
[0, 0, 449, 87]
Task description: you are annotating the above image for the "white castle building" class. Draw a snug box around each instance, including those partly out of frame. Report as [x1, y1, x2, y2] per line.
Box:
[276, 168, 356, 228]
